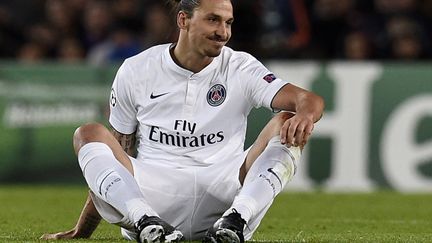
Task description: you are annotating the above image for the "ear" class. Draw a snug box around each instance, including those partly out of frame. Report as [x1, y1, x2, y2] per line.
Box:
[177, 11, 189, 30]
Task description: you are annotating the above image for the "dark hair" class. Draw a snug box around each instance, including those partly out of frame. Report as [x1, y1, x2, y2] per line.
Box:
[167, 0, 201, 17]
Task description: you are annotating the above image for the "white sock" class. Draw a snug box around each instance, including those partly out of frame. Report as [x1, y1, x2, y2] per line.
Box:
[227, 136, 300, 223]
[78, 142, 158, 223]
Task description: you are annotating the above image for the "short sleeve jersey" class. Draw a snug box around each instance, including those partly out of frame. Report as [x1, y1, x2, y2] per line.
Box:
[109, 44, 288, 167]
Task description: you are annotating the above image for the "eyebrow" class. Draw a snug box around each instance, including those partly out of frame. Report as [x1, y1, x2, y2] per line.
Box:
[207, 13, 234, 22]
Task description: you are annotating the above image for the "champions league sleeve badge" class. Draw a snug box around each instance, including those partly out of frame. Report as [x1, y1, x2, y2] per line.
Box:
[110, 88, 117, 108]
[207, 84, 226, 106]
[263, 73, 277, 83]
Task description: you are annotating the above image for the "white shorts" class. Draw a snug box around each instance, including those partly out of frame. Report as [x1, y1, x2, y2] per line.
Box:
[91, 149, 269, 241]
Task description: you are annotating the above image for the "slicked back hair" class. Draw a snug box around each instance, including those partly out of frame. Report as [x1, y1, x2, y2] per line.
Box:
[167, 0, 201, 17]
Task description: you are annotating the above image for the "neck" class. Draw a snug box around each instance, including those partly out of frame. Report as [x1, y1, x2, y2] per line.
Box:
[171, 42, 214, 73]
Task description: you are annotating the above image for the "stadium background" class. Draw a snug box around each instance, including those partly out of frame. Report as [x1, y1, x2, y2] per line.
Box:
[0, 0, 431, 192]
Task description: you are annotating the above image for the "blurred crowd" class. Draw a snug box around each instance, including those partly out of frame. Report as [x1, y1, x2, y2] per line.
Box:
[0, 0, 431, 64]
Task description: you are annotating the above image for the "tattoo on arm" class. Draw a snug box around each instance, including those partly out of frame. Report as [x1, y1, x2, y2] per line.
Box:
[75, 194, 102, 238]
[79, 213, 101, 238]
[110, 126, 137, 157]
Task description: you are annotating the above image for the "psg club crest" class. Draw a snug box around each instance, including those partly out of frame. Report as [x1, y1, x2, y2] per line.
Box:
[207, 84, 226, 106]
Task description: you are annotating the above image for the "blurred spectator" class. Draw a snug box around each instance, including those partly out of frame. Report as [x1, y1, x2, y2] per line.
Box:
[308, 0, 356, 59]
[64, 0, 90, 20]
[0, 6, 25, 58]
[228, 0, 264, 56]
[25, 23, 57, 58]
[342, 31, 374, 60]
[17, 42, 45, 62]
[374, 0, 417, 15]
[81, 1, 113, 51]
[58, 38, 85, 62]
[87, 25, 142, 66]
[111, 0, 143, 34]
[0, 0, 431, 61]
[45, 0, 77, 38]
[259, 0, 311, 58]
[141, 2, 176, 49]
[391, 35, 423, 60]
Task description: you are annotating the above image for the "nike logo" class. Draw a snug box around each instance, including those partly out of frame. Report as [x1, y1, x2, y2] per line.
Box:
[267, 168, 282, 187]
[150, 92, 169, 99]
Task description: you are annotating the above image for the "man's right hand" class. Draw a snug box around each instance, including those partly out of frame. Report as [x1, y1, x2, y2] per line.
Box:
[40, 228, 81, 240]
[40, 193, 101, 240]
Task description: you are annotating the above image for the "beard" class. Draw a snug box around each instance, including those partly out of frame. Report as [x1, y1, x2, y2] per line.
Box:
[204, 40, 227, 57]
[206, 33, 229, 55]
[204, 47, 223, 57]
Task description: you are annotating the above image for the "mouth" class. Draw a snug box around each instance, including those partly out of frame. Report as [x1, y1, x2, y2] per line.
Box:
[208, 36, 227, 45]
[209, 40, 226, 50]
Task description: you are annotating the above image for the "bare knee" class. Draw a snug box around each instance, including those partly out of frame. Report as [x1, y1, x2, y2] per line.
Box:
[239, 112, 295, 183]
[73, 123, 111, 154]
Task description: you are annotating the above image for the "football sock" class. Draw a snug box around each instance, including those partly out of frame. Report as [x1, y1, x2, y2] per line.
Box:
[78, 142, 158, 223]
[228, 136, 301, 223]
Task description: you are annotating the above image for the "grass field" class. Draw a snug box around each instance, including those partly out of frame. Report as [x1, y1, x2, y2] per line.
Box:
[1, 185, 432, 242]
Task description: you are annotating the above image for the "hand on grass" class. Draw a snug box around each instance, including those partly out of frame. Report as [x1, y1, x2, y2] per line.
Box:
[40, 228, 81, 240]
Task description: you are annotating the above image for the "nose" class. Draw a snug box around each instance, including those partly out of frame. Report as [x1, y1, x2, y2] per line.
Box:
[215, 23, 229, 41]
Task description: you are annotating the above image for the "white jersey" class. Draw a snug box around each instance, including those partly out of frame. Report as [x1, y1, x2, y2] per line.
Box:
[109, 43, 288, 168]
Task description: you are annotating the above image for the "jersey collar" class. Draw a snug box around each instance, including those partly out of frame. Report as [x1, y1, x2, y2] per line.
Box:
[164, 43, 221, 78]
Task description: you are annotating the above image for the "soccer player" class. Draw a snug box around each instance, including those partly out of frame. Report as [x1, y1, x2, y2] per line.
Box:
[41, 0, 324, 242]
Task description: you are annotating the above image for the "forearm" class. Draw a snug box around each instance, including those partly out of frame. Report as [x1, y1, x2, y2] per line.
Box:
[295, 91, 324, 123]
[272, 84, 324, 123]
[40, 192, 101, 240]
[110, 125, 137, 157]
[73, 193, 102, 238]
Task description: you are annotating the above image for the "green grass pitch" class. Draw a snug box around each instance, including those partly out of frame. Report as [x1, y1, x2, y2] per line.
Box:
[1, 185, 432, 242]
